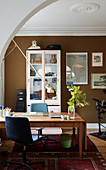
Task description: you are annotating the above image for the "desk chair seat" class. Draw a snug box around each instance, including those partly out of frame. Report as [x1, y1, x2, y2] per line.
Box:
[30, 103, 57, 144]
[4, 116, 45, 170]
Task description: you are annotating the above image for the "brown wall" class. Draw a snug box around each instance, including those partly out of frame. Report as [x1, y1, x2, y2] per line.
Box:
[5, 36, 106, 122]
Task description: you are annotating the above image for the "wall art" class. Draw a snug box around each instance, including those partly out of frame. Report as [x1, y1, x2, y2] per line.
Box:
[91, 73, 106, 89]
[66, 52, 88, 84]
[91, 52, 103, 67]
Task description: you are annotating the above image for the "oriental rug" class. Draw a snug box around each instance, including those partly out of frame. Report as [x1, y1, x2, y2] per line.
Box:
[1, 152, 106, 170]
[12, 135, 98, 152]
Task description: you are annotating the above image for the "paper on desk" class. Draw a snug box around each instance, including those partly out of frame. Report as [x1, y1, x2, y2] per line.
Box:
[22, 112, 43, 116]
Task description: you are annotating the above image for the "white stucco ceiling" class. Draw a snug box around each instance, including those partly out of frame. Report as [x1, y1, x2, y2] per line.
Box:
[17, 0, 106, 36]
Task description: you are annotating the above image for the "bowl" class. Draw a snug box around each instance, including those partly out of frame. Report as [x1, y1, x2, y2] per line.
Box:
[61, 115, 67, 120]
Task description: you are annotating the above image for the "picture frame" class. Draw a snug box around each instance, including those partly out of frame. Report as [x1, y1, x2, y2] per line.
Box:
[66, 52, 88, 85]
[91, 73, 106, 89]
[91, 52, 103, 67]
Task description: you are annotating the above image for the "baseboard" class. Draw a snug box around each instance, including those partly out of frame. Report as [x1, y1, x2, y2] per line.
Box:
[43, 128, 62, 134]
[87, 123, 106, 129]
[31, 124, 106, 135]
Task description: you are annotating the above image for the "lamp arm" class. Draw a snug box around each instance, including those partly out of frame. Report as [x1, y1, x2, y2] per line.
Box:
[3, 45, 16, 61]
[12, 39, 45, 82]
[12, 40, 55, 93]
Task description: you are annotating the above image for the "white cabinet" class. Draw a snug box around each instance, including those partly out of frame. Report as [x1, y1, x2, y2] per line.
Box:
[26, 50, 61, 112]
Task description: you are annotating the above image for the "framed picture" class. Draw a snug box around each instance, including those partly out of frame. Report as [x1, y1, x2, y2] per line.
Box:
[91, 52, 103, 67]
[91, 73, 106, 89]
[66, 52, 88, 84]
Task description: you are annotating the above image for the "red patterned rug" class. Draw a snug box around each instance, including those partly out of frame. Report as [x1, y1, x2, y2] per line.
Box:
[1, 152, 106, 170]
[1, 135, 105, 169]
[12, 135, 98, 152]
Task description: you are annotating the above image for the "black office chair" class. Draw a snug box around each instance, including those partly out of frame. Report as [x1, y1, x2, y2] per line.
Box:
[30, 103, 57, 144]
[4, 116, 45, 170]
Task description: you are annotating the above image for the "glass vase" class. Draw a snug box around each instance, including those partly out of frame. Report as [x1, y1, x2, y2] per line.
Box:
[68, 106, 75, 119]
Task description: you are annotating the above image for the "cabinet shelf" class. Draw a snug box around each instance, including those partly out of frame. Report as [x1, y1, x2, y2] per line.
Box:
[45, 63, 57, 66]
[31, 64, 42, 65]
[30, 76, 41, 79]
[30, 76, 57, 79]
[31, 63, 57, 66]
[45, 76, 57, 78]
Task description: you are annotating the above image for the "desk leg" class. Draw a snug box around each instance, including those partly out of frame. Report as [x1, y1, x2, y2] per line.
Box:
[79, 123, 83, 160]
[82, 122, 87, 150]
[73, 128, 75, 146]
[78, 122, 87, 150]
[84, 122, 87, 150]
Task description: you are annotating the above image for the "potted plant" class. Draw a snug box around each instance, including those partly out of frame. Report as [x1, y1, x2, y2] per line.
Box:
[67, 85, 90, 118]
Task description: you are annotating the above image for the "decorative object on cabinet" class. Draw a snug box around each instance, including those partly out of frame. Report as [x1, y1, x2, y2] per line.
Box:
[33, 56, 41, 64]
[45, 72, 56, 76]
[28, 40, 41, 50]
[91, 52, 103, 67]
[67, 85, 90, 119]
[30, 58, 34, 63]
[91, 73, 106, 89]
[52, 77, 57, 83]
[66, 52, 88, 85]
[30, 93, 39, 100]
[50, 54, 57, 64]
[30, 69, 35, 76]
[45, 84, 55, 93]
[46, 44, 61, 50]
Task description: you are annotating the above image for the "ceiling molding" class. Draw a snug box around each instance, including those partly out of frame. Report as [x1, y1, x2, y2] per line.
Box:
[70, 2, 100, 14]
[16, 27, 106, 36]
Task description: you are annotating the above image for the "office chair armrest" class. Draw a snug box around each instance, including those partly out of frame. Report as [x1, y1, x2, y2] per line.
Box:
[36, 128, 43, 135]
[36, 128, 43, 131]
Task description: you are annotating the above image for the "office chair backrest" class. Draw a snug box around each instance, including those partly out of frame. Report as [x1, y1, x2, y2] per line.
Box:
[5, 116, 33, 144]
[30, 103, 48, 112]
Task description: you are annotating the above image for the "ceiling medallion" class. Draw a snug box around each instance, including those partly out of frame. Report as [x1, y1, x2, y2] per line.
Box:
[71, 2, 100, 14]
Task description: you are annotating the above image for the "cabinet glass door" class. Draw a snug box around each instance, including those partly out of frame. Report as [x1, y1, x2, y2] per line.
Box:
[45, 53, 57, 101]
[30, 53, 43, 100]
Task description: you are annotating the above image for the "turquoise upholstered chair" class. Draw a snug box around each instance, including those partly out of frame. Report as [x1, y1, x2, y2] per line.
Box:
[30, 103, 48, 113]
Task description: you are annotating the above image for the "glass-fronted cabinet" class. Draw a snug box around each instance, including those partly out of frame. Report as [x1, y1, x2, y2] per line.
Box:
[26, 50, 61, 112]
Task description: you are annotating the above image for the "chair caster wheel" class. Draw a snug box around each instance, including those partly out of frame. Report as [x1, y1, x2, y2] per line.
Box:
[3, 162, 7, 167]
[43, 144, 46, 149]
[42, 162, 45, 167]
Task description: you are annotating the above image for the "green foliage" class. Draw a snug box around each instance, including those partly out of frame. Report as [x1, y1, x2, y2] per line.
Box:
[67, 85, 90, 112]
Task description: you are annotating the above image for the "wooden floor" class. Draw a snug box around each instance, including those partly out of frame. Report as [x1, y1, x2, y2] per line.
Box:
[0, 129, 106, 160]
[88, 134, 106, 160]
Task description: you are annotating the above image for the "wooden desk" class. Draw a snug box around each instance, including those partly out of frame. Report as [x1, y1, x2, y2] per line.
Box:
[0, 112, 87, 159]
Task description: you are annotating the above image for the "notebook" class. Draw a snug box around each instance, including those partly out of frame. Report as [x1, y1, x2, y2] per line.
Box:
[50, 115, 61, 118]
